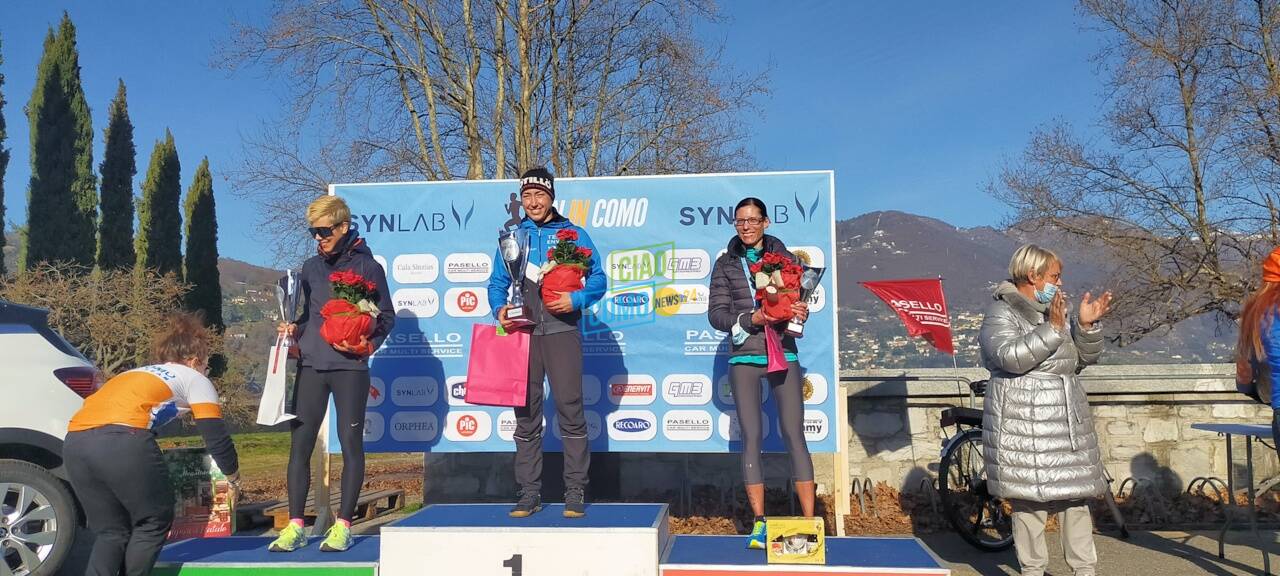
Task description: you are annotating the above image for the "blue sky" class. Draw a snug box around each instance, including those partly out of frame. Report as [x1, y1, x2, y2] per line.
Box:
[1, 2, 1106, 267]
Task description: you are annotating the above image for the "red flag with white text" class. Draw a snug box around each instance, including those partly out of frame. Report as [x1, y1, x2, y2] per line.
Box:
[859, 278, 955, 355]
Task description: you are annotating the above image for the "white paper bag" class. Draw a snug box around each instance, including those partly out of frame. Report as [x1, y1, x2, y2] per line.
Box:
[256, 337, 296, 425]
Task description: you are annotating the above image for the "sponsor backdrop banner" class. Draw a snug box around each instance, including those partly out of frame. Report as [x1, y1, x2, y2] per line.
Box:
[326, 171, 838, 454]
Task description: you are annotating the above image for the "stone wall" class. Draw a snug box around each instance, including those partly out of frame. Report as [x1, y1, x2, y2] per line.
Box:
[839, 364, 1276, 497]
[421, 364, 1275, 504]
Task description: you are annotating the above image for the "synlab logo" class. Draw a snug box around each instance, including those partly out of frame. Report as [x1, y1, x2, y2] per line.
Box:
[391, 376, 439, 407]
[392, 288, 440, 319]
[793, 191, 821, 223]
[451, 199, 475, 230]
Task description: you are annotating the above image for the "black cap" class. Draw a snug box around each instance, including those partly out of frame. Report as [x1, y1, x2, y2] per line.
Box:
[520, 166, 555, 199]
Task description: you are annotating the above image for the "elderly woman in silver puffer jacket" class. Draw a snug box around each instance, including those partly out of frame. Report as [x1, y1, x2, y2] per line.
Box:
[980, 244, 1112, 576]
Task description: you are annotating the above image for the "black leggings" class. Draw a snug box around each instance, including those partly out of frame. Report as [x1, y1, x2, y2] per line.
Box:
[288, 367, 370, 521]
[731, 361, 814, 485]
[64, 426, 174, 576]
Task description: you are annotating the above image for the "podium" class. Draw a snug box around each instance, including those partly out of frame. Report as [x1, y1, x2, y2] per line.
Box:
[660, 535, 951, 575]
[380, 503, 670, 576]
[157, 504, 950, 575]
[153, 535, 379, 575]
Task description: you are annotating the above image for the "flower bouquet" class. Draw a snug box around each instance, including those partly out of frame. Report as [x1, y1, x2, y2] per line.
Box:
[750, 252, 803, 321]
[319, 270, 379, 354]
[539, 228, 592, 304]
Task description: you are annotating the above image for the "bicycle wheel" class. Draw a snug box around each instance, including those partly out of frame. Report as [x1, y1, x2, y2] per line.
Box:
[938, 427, 1014, 551]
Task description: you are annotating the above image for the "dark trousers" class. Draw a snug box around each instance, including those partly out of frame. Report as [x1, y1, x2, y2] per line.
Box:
[730, 361, 814, 485]
[514, 330, 590, 493]
[64, 426, 175, 576]
[288, 367, 370, 521]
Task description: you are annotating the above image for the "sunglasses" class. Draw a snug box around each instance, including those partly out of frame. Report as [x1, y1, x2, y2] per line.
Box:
[308, 223, 344, 239]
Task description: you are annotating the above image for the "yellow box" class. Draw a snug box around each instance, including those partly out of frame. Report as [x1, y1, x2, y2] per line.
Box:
[765, 516, 825, 565]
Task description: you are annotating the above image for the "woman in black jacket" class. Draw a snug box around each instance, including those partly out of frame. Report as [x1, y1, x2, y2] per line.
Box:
[707, 197, 813, 550]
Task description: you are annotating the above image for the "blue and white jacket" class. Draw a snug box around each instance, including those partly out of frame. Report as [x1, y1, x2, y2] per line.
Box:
[487, 211, 607, 336]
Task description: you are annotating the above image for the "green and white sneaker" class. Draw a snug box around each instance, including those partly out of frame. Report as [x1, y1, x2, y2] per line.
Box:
[746, 519, 767, 550]
[320, 522, 353, 552]
[268, 522, 307, 552]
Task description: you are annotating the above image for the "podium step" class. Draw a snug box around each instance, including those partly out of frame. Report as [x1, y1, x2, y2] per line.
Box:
[380, 503, 670, 575]
[154, 536, 379, 575]
[660, 535, 951, 575]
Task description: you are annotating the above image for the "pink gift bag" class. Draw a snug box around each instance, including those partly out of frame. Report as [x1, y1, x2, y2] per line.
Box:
[464, 324, 531, 407]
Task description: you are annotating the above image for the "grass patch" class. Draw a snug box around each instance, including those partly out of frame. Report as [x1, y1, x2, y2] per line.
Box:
[158, 431, 420, 476]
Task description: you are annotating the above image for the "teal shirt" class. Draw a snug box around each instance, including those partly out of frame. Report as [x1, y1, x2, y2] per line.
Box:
[729, 247, 797, 365]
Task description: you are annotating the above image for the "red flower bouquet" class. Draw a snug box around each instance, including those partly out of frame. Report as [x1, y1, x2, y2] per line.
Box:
[750, 252, 803, 321]
[540, 228, 591, 304]
[319, 270, 379, 353]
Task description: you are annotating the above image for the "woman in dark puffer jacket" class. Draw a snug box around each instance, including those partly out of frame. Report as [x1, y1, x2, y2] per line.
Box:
[707, 197, 813, 550]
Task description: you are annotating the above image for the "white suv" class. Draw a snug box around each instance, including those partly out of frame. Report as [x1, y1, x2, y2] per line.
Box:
[0, 301, 102, 576]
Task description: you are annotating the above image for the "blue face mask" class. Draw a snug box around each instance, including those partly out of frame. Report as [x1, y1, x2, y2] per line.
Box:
[1035, 282, 1058, 304]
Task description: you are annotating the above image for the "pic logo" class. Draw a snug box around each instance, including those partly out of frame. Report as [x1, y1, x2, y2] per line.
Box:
[457, 290, 478, 313]
[456, 415, 478, 438]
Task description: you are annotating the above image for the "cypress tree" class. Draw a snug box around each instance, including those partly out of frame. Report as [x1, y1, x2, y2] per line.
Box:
[136, 130, 182, 278]
[97, 80, 135, 270]
[23, 13, 97, 270]
[183, 158, 222, 330]
[0, 34, 9, 276]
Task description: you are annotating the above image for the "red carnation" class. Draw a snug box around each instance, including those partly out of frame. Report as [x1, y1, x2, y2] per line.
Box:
[547, 248, 556, 260]
[364, 280, 377, 292]
[556, 228, 579, 242]
[577, 246, 592, 259]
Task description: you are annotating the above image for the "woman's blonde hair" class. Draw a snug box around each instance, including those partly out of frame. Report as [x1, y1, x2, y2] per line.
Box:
[1008, 244, 1059, 285]
[306, 195, 351, 225]
[152, 312, 211, 365]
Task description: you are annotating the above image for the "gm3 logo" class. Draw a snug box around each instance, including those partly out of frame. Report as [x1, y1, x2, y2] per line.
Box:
[554, 197, 649, 228]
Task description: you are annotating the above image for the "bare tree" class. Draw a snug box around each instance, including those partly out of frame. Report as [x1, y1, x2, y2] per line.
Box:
[219, 0, 765, 262]
[993, 0, 1280, 344]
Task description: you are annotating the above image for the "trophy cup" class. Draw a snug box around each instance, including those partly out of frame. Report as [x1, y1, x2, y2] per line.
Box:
[258, 270, 300, 425]
[275, 270, 300, 347]
[785, 266, 826, 338]
[498, 228, 536, 327]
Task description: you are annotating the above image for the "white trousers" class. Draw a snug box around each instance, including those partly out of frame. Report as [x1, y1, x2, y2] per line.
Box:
[1010, 499, 1098, 576]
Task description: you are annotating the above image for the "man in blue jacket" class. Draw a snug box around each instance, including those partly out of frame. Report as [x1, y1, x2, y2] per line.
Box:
[488, 166, 607, 518]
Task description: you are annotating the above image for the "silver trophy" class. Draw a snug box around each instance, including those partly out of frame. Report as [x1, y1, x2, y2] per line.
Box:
[276, 270, 300, 346]
[785, 266, 826, 337]
[498, 228, 536, 327]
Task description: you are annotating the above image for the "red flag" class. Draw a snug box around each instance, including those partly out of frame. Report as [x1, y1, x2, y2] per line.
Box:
[859, 278, 955, 355]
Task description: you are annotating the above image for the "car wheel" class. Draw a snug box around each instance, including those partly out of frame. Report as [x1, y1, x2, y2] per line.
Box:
[0, 459, 77, 576]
